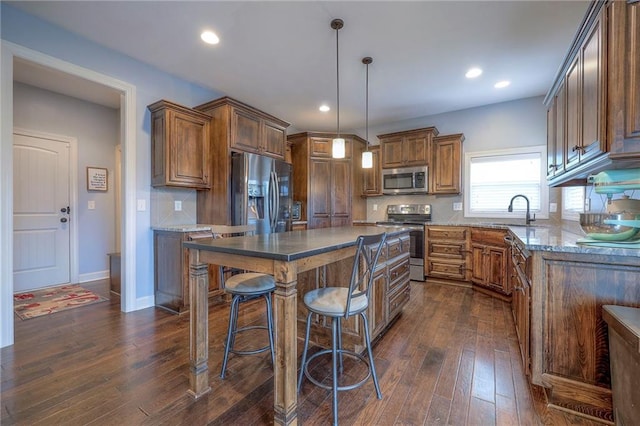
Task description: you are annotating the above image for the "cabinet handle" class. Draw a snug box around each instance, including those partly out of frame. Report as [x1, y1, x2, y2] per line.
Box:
[513, 285, 525, 294]
[572, 144, 586, 153]
[548, 164, 557, 171]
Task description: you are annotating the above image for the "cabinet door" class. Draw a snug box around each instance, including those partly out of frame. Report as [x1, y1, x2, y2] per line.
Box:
[431, 135, 461, 194]
[308, 159, 331, 229]
[231, 107, 261, 153]
[369, 269, 387, 338]
[547, 101, 559, 178]
[553, 85, 566, 176]
[470, 244, 485, 284]
[486, 246, 508, 293]
[580, 14, 605, 162]
[262, 121, 286, 158]
[362, 147, 381, 196]
[170, 111, 211, 187]
[381, 136, 404, 168]
[564, 56, 581, 170]
[403, 133, 429, 167]
[311, 137, 334, 158]
[331, 160, 351, 222]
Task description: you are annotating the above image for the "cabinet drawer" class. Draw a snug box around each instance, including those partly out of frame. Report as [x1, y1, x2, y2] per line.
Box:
[388, 257, 410, 290]
[427, 260, 467, 281]
[428, 241, 466, 260]
[387, 235, 410, 260]
[389, 284, 410, 319]
[426, 226, 468, 241]
[471, 228, 507, 246]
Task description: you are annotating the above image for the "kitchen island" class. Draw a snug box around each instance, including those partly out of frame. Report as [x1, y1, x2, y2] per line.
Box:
[183, 226, 411, 426]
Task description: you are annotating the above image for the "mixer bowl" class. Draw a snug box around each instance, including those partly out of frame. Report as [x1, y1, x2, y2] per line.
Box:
[579, 212, 640, 241]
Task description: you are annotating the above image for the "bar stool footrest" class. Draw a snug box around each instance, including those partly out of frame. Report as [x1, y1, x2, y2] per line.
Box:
[224, 324, 272, 356]
[303, 348, 372, 392]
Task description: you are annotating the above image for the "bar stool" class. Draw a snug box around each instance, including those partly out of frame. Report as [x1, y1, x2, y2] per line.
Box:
[298, 232, 387, 425]
[211, 225, 276, 379]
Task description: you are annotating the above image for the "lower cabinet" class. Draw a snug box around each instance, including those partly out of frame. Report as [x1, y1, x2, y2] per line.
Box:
[507, 234, 531, 376]
[154, 230, 224, 313]
[530, 250, 640, 423]
[470, 228, 510, 298]
[296, 232, 411, 352]
[424, 226, 469, 282]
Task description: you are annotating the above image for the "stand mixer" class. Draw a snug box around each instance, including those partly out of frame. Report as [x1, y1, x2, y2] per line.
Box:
[579, 169, 640, 243]
[588, 168, 640, 208]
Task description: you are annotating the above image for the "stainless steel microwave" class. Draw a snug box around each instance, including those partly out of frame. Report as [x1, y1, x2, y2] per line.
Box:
[382, 165, 428, 195]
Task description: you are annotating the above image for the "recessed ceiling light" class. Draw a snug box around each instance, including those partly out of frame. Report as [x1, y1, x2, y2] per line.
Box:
[494, 80, 511, 89]
[465, 67, 483, 79]
[201, 31, 219, 45]
[319, 104, 330, 112]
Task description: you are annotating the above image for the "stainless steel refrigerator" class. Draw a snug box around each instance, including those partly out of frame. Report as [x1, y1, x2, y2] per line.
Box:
[231, 152, 293, 234]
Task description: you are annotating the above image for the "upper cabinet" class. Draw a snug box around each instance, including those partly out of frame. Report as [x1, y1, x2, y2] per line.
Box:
[148, 100, 211, 190]
[194, 97, 289, 224]
[545, 0, 640, 186]
[608, 0, 640, 155]
[378, 127, 439, 169]
[430, 133, 464, 195]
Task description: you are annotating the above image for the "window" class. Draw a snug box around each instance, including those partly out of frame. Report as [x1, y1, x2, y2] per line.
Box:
[562, 186, 585, 221]
[464, 146, 549, 219]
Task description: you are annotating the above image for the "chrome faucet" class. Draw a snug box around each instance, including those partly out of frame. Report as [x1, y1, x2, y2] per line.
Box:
[508, 194, 536, 225]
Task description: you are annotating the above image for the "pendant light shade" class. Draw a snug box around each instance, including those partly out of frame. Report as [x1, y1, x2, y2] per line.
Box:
[331, 18, 345, 159]
[361, 56, 373, 168]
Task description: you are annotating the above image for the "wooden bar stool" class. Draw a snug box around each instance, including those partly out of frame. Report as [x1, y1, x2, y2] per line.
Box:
[297, 232, 387, 425]
[210, 225, 276, 379]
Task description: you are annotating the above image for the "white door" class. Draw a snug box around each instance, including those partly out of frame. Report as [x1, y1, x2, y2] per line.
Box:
[13, 133, 71, 292]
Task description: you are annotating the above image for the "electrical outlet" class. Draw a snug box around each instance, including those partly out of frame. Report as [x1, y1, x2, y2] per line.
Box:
[174, 200, 182, 211]
[88, 200, 95, 210]
[453, 202, 462, 211]
[549, 202, 557, 213]
[137, 199, 146, 211]
[373, 204, 378, 211]
[584, 199, 591, 212]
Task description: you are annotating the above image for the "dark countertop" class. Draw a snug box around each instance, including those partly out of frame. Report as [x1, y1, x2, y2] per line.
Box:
[183, 226, 409, 262]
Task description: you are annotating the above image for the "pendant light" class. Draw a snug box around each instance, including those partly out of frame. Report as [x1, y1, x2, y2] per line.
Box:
[331, 18, 345, 159]
[361, 57, 373, 169]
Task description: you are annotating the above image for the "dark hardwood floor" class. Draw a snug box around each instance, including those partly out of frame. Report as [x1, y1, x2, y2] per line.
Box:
[2, 280, 604, 425]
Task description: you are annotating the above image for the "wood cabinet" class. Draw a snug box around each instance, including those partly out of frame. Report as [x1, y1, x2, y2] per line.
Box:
[295, 232, 410, 352]
[530, 250, 640, 423]
[506, 234, 531, 376]
[194, 97, 289, 224]
[288, 132, 366, 229]
[424, 226, 469, 283]
[361, 145, 381, 196]
[470, 228, 510, 298]
[430, 133, 464, 194]
[148, 100, 211, 189]
[153, 229, 223, 314]
[608, 0, 640, 155]
[378, 127, 439, 169]
[545, 1, 640, 186]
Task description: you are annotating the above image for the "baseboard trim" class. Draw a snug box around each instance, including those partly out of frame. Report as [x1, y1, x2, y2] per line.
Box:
[79, 270, 109, 283]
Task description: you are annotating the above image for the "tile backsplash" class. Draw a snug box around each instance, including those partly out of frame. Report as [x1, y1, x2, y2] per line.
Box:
[151, 187, 197, 227]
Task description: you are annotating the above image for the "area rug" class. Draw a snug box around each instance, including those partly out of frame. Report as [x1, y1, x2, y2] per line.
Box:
[14, 284, 108, 320]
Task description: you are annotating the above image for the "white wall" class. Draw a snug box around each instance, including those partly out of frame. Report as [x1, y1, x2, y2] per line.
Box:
[354, 96, 561, 223]
[13, 82, 118, 277]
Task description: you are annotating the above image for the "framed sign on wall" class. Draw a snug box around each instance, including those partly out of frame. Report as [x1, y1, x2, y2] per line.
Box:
[87, 167, 108, 191]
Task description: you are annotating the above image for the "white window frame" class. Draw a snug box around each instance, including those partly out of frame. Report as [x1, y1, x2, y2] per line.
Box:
[463, 145, 549, 220]
[562, 186, 585, 221]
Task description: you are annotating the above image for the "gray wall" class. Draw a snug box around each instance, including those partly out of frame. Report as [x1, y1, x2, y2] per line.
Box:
[354, 96, 561, 223]
[2, 3, 222, 301]
[13, 82, 119, 278]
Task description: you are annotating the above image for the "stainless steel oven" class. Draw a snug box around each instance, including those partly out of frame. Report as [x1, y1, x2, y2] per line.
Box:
[376, 204, 431, 282]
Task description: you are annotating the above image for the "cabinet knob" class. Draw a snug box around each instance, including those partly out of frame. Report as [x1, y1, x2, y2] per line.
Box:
[571, 144, 585, 153]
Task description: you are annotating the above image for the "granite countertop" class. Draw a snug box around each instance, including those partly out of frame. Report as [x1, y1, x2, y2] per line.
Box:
[183, 225, 410, 262]
[152, 224, 215, 232]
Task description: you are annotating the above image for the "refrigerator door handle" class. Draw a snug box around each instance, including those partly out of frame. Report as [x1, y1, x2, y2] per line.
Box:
[273, 170, 280, 230]
[269, 171, 277, 230]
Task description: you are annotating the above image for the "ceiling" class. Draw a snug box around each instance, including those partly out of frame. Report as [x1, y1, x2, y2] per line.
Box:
[9, 1, 589, 133]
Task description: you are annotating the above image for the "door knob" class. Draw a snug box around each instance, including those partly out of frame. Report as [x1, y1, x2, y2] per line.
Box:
[61, 206, 70, 214]
[60, 218, 68, 223]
